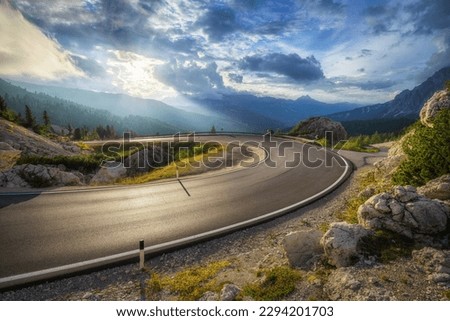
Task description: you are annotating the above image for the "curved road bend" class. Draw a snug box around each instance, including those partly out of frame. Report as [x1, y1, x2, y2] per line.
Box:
[0, 136, 350, 280]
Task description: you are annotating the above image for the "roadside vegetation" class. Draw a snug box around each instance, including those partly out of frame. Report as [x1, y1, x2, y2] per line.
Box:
[147, 260, 231, 300]
[392, 108, 450, 186]
[241, 266, 302, 301]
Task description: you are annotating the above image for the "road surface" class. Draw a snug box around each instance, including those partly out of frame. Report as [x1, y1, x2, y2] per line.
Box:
[0, 135, 350, 286]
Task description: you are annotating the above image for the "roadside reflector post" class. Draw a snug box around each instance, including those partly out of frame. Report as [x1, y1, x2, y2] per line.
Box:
[139, 239, 145, 270]
[176, 165, 179, 179]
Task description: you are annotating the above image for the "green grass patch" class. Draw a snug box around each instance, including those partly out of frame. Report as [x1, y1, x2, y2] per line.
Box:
[147, 261, 230, 301]
[242, 266, 302, 301]
[17, 154, 105, 173]
[358, 230, 414, 263]
[338, 196, 366, 224]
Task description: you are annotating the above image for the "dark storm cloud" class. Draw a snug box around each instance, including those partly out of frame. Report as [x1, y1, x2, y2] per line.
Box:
[239, 53, 324, 82]
[197, 5, 240, 41]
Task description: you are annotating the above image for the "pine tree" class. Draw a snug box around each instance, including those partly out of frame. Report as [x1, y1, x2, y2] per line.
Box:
[210, 125, 216, 134]
[24, 105, 36, 129]
[73, 128, 82, 140]
[43, 110, 50, 126]
[0, 95, 7, 113]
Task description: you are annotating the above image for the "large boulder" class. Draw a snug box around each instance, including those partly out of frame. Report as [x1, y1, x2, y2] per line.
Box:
[320, 222, 371, 268]
[283, 229, 324, 269]
[357, 186, 449, 239]
[417, 175, 450, 201]
[419, 90, 450, 127]
[0, 164, 83, 188]
[290, 117, 347, 142]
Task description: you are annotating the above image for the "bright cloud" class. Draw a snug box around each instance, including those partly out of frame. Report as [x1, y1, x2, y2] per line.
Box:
[106, 50, 177, 100]
[0, 0, 84, 80]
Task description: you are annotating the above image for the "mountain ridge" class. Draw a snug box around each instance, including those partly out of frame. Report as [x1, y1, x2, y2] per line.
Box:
[328, 67, 450, 121]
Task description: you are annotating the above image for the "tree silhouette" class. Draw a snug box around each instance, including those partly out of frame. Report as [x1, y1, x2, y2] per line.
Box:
[24, 105, 36, 129]
[0, 95, 7, 113]
[43, 110, 50, 126]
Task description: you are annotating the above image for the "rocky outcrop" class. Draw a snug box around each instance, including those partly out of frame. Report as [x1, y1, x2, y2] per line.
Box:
[283, 229, 323, 269]
[413, 247, 450, 285]
[419, 90, 450, 127]
[325, 268, 396, 300]
[90, 161, 127, 184]
[357, 186, 449, 240]
[320, 222, 371, 268]
[417, 175, 450, 201]
[290, 117, 347, 142]
[0, 164, 84, 188]
[373, 131, 410, 180]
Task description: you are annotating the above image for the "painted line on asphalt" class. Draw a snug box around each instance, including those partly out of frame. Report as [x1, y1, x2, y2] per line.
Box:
[0, 151, 351, 290]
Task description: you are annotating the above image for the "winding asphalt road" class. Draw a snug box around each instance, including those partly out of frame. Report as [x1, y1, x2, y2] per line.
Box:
[0, 135, 350, 287]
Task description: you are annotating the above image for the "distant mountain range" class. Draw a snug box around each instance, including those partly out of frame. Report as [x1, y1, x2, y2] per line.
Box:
[6, 80, 359, 133]
[195, 94, 359, 130]
[2, 66, 448, 135]
[329, 67, 450, 121]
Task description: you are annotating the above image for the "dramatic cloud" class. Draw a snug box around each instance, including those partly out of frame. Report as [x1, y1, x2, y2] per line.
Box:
[106, 50, 176, 99]
[1, 0, 448, 104]
[406, 0, 450, 34]
[155, 60, 225, 98]
[197, 5, 239, 41]
[0, 0, 84, 80]
[239, 53, 324, 82]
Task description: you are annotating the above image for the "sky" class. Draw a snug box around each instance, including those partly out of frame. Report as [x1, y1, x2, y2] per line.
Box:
[0, 0, 449, 105]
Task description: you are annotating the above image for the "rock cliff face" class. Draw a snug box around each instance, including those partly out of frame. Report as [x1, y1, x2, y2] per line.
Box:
[290, 117, 348, 141]
[419, 89, 450, 127]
